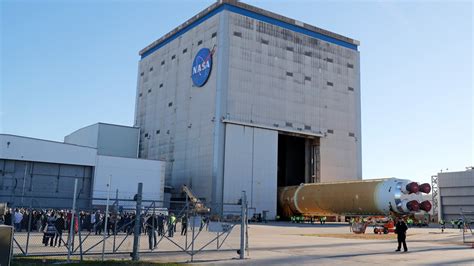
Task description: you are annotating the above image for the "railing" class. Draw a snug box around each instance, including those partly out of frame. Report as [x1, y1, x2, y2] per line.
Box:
[7, 182, 248, 263]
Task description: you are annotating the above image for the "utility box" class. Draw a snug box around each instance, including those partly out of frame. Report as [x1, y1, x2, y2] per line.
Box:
[0, 225, 14, 266]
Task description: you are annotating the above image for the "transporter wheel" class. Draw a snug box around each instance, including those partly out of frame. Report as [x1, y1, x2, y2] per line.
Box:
[383, 228, 389, 234]
[373, 228, 378, 234]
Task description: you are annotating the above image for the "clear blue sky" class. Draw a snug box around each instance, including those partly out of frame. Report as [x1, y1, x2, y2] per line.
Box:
[1, 0, 472, 184]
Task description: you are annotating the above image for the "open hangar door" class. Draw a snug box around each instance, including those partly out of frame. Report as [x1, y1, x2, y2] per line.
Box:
[277, 133, 320, 217]
[277, 133, 320, 187]
[222, 124, 320, 220]
[223, 124, 278, 219]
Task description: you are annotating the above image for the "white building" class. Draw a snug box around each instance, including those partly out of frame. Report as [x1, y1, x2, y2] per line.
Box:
[0, 123, 165, 209]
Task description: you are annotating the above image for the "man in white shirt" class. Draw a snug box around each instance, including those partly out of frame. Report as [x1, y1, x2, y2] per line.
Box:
[90, 212, 96, 233]
[14, 209, 23, 232]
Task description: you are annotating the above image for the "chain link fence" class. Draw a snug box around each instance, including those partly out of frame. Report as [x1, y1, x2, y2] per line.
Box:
[1, 182, 248, 263]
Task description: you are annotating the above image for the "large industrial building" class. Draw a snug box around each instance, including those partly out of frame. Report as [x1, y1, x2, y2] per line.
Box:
[0, 123, 165, 209]
[437, 168, 474, 222]
[135, 0, 361, 217]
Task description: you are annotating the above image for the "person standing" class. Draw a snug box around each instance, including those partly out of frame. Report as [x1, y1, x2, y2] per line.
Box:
[94, 211, 101, 235]
[4, 210, 12, 226]
[14, 209, 23, 232]
[168, 213, 176, 237]
[395, 218, 408, 252]
[349, 217, 355, 232]
[34, 211, 42, 232]
[54, 213, 65, 247]
[41, 211, 48, 232]
[146, 214, 158, 250]
[90, 211, 96, 233]
[22, 210, 30, 232]
[181, 215, 188, 236]
[157, 214, 164, 236]
[43, 212, 57, 247]
[439, 219, 446, 233]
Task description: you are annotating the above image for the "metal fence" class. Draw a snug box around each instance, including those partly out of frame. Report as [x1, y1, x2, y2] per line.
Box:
[4, 182, 248, 263]
[461, 210, 474, 244]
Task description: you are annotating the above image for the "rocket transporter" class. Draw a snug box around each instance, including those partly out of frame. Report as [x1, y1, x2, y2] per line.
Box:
[278, 178, 432, 217]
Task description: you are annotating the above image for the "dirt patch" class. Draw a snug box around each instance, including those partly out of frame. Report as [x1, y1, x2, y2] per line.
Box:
[12, 257, 180, 266]
[298, 233, 416, 240]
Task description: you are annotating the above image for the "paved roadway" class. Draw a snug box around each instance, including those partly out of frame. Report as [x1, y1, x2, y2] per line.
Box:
[14, 222, 474, 265]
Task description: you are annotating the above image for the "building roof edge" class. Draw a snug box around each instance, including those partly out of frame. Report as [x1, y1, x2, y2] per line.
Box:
[139, 0, 359, 57]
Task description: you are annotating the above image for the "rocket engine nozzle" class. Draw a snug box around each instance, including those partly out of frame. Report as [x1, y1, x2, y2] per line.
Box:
[406, 200, 420, 212]
[405, 182, 419, 194]
[419, 183, 431, 194]
[420, 200, 432, 212]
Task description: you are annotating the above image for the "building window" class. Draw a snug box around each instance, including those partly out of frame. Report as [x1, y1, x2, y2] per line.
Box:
[304, 51, 312, 57]
[139, 93, 143, 97]
[171, 55, 176, 60]
[233, 31, 242, 37]
[149, 67, 153, 72]
[197, 40, 202, 45]
[212, 32, 217, 38]
[148, 88, 151, 93]
[261, 39, 269, 45]
[286, 46, 294, 51]
[168, 102, 173, 107]
[273, 123, 279, 127]
[347, 63, 354, 69]
[159, 83, 163, 88]
[348, 86, 354, 91]
[182, 48, 187, 54]
[156, 130, 160, 134]
[326, 58, 333, 63]
[327, 129, 334, 134]
[304, 125, 311, 130]
[144, 133, 149, 138]
[161, 60, 165, 66]
[286, 72, 293, 77]
[304, 76, 311, 81]
[140, 72, 144, 76]
[327, 81, 333, 86]
[349, 132, 355, 137]
[285, 122, 293, 127]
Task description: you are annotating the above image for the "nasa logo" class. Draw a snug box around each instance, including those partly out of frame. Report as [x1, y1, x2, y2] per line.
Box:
[191, 48, 212, 87]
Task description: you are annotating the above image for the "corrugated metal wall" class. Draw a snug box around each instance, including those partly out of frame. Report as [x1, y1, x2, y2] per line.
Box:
[438, 170, 474, 221]
[135, 14, 221, 201]
[0, 159, 93, 209]
[226, 12, 361, 182]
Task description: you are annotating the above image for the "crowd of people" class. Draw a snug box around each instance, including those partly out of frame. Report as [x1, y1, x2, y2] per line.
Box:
[0, 207, 210, 249]
[1, 208, 76, 234]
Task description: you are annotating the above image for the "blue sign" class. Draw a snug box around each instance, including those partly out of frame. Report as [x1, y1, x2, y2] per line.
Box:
[191, 48, 212, 87]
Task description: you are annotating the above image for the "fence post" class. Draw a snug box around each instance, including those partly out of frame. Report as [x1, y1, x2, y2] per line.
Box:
[113, 189, 118, 253]
[132, 182, 143, 261]
[191, 215, 195, 262]
[240, 190, 246, 259]
[185, 196, 188, 250]
[67, 178, 78, 263]
[102, 175, 111, 261]
[25, 203, 32, 255]
[78, 217, 83, 261]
